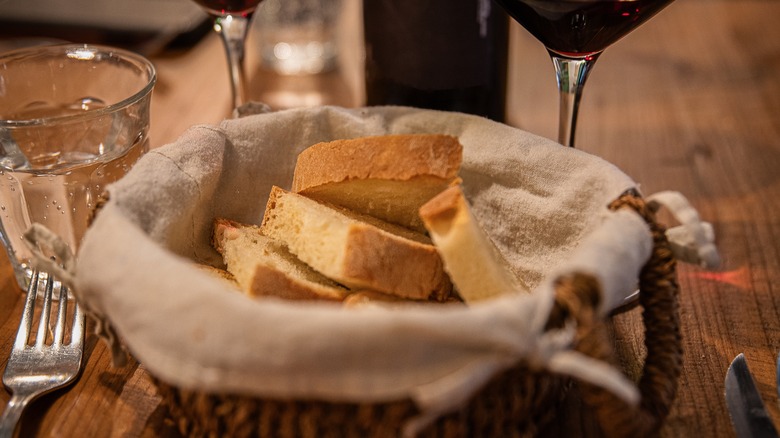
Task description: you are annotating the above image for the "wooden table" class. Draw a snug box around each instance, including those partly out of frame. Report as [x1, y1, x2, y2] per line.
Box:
[1, 0, 778, 435]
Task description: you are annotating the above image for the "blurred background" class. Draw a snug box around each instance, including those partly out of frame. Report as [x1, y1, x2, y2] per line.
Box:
[0, 0, 364, 109]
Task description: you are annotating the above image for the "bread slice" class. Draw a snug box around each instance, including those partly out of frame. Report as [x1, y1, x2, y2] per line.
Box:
[292, 134, 463, 233]
[260, 186, 452, 301]
[195, 263, 240, 291]
[342, 290, 464, 308]
[419, 186, 528, 302]
[213, 218, 350, 301]
[342, 290, 412, 308]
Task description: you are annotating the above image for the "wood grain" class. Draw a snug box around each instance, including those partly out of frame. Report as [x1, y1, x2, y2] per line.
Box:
[0, 0, 778, 435]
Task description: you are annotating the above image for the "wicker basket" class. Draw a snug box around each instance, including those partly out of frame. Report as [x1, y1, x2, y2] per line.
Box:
[74, 107, 684, 438]
[152, 192, 681, 438]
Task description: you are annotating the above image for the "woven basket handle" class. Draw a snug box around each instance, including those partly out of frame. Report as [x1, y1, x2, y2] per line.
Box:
[549, 193, 682, 437]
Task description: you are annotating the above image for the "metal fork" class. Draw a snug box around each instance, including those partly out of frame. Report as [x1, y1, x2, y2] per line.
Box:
[0, 270, 85, 438]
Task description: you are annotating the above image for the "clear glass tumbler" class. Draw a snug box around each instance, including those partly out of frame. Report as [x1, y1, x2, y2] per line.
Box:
[0, 44, 157, 290]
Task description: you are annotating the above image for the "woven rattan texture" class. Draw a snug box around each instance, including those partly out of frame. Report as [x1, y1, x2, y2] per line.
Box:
[155, 366, 566, 437]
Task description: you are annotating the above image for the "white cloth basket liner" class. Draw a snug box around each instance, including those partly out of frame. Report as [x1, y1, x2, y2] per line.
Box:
[74, 106, 655, 421]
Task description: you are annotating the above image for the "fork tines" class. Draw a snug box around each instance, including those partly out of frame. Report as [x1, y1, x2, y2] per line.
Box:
[1, 270, 87, 436]
[14, 270, 84, 351]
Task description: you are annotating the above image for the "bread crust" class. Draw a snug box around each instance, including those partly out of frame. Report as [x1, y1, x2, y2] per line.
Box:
[213, 217, 350, 302]
[292, 134, 463, 232]
[292, 134, 463, 191]
[341, 223, 451, 301]
[250, 264, 347, 301]
[195, 263, 240, 290]
[261, 186, 452, 301]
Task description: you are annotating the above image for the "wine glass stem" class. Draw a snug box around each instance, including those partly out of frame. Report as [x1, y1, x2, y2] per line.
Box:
[550, 52, 600, 147]
[214, 14, 251, 109]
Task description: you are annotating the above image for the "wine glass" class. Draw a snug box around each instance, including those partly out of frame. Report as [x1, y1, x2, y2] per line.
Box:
[191, 0, 265, 109]
[493, 0, 675, 147]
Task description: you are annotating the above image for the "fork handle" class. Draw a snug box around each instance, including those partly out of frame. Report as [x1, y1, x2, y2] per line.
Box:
[0, 393, 33, 438]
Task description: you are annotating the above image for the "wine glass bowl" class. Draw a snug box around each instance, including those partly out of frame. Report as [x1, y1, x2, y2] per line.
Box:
[191, 0, 261, 15]
[493, 0, 675, 146]
[190, 0, 265, 109]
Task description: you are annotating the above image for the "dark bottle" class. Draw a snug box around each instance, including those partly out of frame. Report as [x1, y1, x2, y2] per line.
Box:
[363, 0, 510, 122]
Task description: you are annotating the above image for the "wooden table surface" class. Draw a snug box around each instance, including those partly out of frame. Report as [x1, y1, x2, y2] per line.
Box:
[1, 0, 779, 436]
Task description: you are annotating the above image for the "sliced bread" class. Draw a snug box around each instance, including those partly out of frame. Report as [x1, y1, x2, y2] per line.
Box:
[195, 263, 240, 291]
[292, 134, 463, 233]
[260, 186, 452, 301]
[419, 185, 528, 302]
[341, 290, 412, 308]
[213, 218, 350, 301]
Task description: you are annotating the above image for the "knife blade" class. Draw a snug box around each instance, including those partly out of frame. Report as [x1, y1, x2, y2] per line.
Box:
[725, 353, 779, 438]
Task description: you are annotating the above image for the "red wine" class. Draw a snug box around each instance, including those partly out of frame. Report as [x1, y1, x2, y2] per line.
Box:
[363, 0, 509, 122]
[494, 0, 674, 57]
[192, 0, 262, 16]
